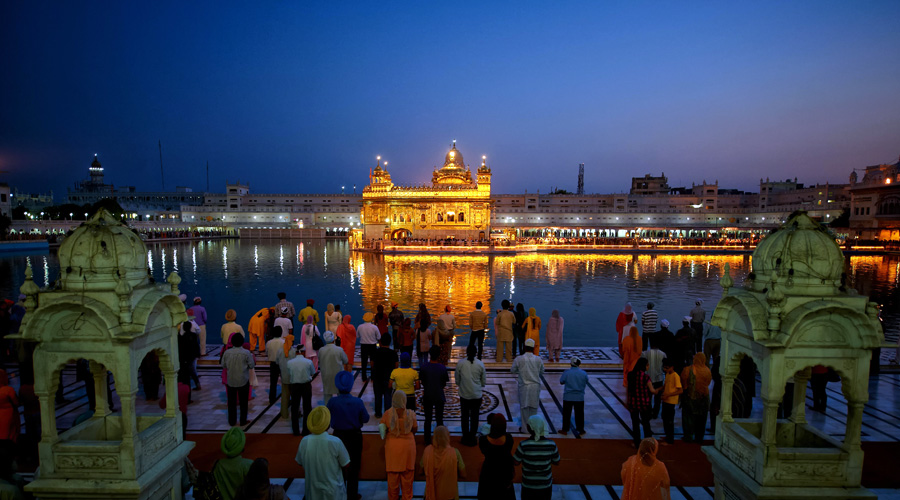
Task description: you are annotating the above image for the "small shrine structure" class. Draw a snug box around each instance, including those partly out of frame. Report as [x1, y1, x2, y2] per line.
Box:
[704, 212, 883, 499]
[13, 209, 194, 499]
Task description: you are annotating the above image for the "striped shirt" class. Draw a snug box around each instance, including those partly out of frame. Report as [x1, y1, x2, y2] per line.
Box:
[641, 309, 659, 334]
[513, 438, 561, 490]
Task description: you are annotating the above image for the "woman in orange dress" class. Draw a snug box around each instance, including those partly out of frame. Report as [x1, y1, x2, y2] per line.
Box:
[622, 326, 643, 387]
[380, 390, 418, 500]
[336, 315, 357, 370]
[523, 308, 542, 353]
[0, 369, 20, 442]
[421, 426, 466, 500]
[621, 437, 671, 500]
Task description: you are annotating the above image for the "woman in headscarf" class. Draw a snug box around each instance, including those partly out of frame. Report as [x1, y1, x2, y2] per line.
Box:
[325, 303, 342, 334]
[336, 315, 357, 370]
[437, 305, 456, 365]
[622, 325, 643, 387]
[421, 426, 466, 500]
[680, 352, 712, 443]
[621, 437, 670, 500]
[513, 303, 527, 355]
[546, 310, 564, 363]
[380, 390, 418, 500]
[523, 308, 542, 354]
[0, 369, 20, 442]
[616, 303, 635, 352]
[300, 315, 320, 371]
[477, 413, 516, 500]
[233, 458, 288, 500]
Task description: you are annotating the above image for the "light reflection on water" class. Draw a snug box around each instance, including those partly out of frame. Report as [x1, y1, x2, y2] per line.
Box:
[0, 239, 897, 347]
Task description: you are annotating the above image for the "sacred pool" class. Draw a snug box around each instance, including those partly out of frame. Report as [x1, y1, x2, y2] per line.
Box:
[1, 239, 897, 348]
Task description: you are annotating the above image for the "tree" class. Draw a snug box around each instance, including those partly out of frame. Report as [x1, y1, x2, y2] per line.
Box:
[828, 208, 850, 228]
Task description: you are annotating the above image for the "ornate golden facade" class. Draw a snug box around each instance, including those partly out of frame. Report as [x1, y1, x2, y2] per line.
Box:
[361, 142, 493, 240]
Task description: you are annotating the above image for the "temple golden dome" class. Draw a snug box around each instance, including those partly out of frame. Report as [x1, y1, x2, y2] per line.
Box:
[434, 142, 473, 185]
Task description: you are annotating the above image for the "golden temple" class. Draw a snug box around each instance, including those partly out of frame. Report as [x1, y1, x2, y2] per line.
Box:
[360, 142, 493, 240]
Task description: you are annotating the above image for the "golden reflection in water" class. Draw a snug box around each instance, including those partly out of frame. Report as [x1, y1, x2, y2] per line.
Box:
[849, 256, 900, 295]
[351, 253, 492, 329]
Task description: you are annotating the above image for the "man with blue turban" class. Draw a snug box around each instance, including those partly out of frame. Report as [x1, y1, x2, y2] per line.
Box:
[326, 370, 370, 500]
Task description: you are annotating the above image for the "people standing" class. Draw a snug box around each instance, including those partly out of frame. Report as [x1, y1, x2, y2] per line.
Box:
[398, 318, 415, 358]
[274, 307, 294, 340]
[295, 406, 351, 500]
[494, 300, 515, 362]
[641, 339, 666, 418]
[616, 303, 635, 353]
[248, 307, 273, 355]
[680, 352, 712, 443]
[0, 369, 19, 442]
[641, 302, 659, 352]
[221, 309, 245, 348]
[622, 326, 642, 387]
[415, 303, 432, 335]
[417, 321, 433, 369]
[299, 315, 320, 371]
[513, 303, 527, 355]
[513, 415, 561, 500]
[334, 315, 356, 372]
[559, 357, 587, 436]
[420, 345, 449, 445]
[511, 338, 544, 432]
[380, 391, 418, 500]
[374, 304, 390, 340]
[178, 321, 202, 390]
[391, 353, 420, 411]
[318, 331, 348, 405]
[357, 313, 379, 380]
[191, 297, 209, 355]
[327, 371, 370, 500]
[213, 427, 254, 500]
[620, 438, 671, 500]
[141, 351, 162, 401]
[673, 317, 695, 373]
[421, 426, 466, 500]
[436, 305, 456, 365]
[626, 358, 659, 448]
[689, 299, 706, 354]
[477, 413, 516, 500]
[546, 310, 564, 363]
[660, 358, 682, 445]
[455, 344, 486, 446]
[523, 308, 542, 354]
[810, 365, 829, 413]
[265, 326, 286, 405]
[389, 302, 405, 351]
[468, 301, 489, 360]
[286, 345, 315, 436]
[274, 292, 296, 322]
[325, 303, 342, 335]
[373, 333, 399, 418]
[298, 299, 319, 329]
[221, 333, 254, 426]
[656, 319, 674, 361]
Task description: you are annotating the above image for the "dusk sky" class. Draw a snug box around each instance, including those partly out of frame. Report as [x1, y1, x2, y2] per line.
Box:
[2, 2, 899, 198]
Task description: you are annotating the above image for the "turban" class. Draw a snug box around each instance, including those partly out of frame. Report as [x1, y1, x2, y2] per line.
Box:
[400, 352, 411, 368]
[323, 330, 335, 343]
[363, 312, 374, 322]
[525, 338, 535, 348]
[307, 406, 331, 435]
[571, 357, 581, 367]
[221, 427, 246, 457]
[335, 371, 354, 393]
[225, 309, 237, 321]
[307, 299, 315, 306]
[660, 319, 670, 328]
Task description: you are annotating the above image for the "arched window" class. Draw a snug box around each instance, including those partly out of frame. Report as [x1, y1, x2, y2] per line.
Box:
[393, 214, 398, 222]
[421, 213, 426, 222]
[399, 215, 404, 223]
[448, 214, 455, 222]
[437, 213, 443, 222]
[458, 212, 465, 222]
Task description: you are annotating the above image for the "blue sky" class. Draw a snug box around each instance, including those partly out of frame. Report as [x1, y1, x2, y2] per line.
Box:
[1, 1, 899, 197]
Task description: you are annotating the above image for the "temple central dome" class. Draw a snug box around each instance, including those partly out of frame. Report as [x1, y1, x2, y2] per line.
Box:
[433, 142, 473, 185]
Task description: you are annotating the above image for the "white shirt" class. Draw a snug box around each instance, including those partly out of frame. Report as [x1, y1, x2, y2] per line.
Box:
[266, 337, 285, 362]
[295, 433, 351, 500]
[274, 317, 293, 335]
[642, 348, 666, 383]
[357, 322, 381, 345]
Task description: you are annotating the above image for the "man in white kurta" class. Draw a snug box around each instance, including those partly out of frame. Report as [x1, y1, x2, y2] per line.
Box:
[511, 338, 545, 432]
[317, 331, 348, 405]
[295, 406, 351, 500]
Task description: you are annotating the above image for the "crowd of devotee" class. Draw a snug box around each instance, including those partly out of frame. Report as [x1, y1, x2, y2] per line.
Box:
[0, 290, 852, 500]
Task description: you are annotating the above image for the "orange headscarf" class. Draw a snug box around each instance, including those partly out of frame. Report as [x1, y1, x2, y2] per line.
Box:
[423, 426, 459, 500]
[681, 352, 712, 398]
[621, 438, 670, 500]
[336, 315, 357, 363]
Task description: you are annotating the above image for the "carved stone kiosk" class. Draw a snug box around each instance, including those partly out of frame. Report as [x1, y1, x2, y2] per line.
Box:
[704, 212, 883, 499]
[14, 210, 194, 499]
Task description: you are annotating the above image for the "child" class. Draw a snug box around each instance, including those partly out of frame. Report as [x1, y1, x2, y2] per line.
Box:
[660, 358, 683, 445]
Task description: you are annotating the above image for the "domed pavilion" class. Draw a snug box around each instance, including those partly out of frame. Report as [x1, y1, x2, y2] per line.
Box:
[12, 209, 194, 500]
[704, 211, 884, 499]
